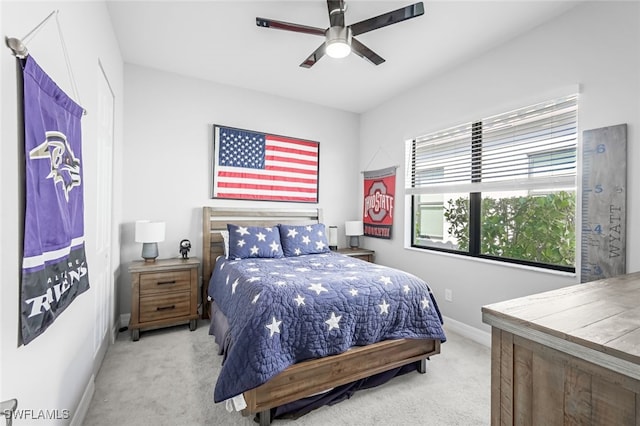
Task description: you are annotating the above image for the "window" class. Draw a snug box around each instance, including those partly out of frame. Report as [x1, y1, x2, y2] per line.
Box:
[414, 168, 444, 242]
[406, 94, 577, 272]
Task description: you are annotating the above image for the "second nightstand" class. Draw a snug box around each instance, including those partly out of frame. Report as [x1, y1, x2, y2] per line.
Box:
[336, 248, 375, 263]
[129, 257, 200, 341]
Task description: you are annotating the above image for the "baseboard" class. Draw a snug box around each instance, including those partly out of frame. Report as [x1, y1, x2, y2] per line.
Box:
[442, 315, 491, 348]
[70, 374, 95, 426]
[94, 329, 110, 376]
[111, 321, 118, 344]
[120, 313, 131, 330]
[71, 318, 114, 426]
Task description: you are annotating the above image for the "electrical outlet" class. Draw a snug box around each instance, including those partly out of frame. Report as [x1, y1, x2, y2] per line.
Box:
[445, 289, 453, 302]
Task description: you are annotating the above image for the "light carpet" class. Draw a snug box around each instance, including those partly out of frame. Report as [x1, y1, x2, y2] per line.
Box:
[84, 321, 490, 425]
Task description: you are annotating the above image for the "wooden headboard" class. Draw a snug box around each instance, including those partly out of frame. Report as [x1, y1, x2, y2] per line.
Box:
[201, 206, 323, 318]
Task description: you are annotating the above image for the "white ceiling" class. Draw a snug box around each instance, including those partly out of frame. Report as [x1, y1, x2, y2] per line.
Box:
[106, 0, 580, 113]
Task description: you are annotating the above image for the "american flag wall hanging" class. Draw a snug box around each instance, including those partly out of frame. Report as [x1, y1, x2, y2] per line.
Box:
[212, 125, 319, 203]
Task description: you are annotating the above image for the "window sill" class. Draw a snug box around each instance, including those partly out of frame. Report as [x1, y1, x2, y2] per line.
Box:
[403, 245, 577, 278]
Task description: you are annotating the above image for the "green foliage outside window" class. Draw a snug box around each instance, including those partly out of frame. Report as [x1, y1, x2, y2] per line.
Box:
[443, 192, 575, 267]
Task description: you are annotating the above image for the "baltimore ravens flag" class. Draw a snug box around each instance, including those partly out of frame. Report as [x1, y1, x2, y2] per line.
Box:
[21, 56, 90, 344]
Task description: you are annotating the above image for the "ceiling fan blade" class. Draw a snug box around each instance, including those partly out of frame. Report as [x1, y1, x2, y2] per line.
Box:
[326, 0, 346, 27]
[350, 2, 424, 36]
[300, 43, 326, 68]
[351, 38, 385, 66]
[256, 17, 326, 37]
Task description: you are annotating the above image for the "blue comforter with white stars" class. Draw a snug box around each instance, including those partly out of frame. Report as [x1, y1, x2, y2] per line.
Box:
[208, 251, 446, 403]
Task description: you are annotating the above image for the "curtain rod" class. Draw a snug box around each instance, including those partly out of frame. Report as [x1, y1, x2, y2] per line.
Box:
[5, 9, 58, 59]
[5, 9, 86, 115]
[360, 165, 399, 174]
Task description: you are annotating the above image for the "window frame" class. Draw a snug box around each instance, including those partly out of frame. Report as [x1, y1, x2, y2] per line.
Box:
[406, 95, 578, 273]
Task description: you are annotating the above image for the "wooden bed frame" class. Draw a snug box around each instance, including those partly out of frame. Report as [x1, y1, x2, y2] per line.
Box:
[202, 206, 442, 425]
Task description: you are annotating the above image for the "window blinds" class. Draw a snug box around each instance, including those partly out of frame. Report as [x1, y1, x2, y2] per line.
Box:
[405, 94, 578, 195]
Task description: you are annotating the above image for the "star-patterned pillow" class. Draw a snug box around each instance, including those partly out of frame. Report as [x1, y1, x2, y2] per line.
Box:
[227, 224, 284, 259]
[279, 223, 331, 257]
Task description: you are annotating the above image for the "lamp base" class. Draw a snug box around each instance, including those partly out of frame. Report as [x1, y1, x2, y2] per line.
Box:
[349, 236, 360, 249]
[141, 242, 159, 262]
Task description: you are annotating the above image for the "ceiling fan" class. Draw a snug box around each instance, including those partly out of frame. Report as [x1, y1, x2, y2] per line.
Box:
[256, 1, 424, 68]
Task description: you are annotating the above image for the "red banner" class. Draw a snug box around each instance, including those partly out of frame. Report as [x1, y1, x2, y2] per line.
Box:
[363, 167, 396, 239]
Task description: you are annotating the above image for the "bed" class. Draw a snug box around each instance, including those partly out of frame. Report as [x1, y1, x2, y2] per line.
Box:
[202, 206, 445, 425]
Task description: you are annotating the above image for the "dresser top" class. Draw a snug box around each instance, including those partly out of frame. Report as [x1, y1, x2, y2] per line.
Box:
[129, 257, 200, 273]
[482, 271, 640, 366]
[336, 248, 374, 256]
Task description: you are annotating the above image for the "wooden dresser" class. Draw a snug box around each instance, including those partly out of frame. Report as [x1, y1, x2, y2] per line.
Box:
[482, 272, 640, 425]
[129, 257, 200, 341]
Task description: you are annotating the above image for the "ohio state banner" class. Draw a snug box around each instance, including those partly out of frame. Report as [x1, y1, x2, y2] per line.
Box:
[21, 56, 90, 344]
[363, 167, 396, 239]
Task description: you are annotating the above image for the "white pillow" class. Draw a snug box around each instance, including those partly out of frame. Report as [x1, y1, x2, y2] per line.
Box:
[220, 230, 229, 258]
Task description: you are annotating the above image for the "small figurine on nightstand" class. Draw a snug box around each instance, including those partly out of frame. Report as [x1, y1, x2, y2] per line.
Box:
[179, 239, 191, 259]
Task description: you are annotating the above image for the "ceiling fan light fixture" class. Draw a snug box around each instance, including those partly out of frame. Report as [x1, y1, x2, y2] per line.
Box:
[257, 2, 425, 68]
[325, 26, 351, 59]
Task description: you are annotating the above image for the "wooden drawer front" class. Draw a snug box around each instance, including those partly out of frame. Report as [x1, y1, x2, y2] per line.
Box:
[352, 254, 371, 262]
[140, 293, 191, 322]
[140, 270, 191, 294]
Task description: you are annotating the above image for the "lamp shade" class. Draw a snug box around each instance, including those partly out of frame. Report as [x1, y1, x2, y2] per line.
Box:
[135, 220, 165, 262]
[135, 220, 165, 243]
[345, 221, 363, 236]
[328, 225, 338, 249]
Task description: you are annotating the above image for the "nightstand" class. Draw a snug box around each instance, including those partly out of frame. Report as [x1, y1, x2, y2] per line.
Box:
[336, 248, 375, 263]
[129, 257, 200, 341]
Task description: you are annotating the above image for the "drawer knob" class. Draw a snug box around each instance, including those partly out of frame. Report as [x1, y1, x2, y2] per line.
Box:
[156, 305, 176, 311]
[157, 280, 176, 285]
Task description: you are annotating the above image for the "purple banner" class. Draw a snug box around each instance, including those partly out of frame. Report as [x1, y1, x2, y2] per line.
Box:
[21, 56, 90, 344]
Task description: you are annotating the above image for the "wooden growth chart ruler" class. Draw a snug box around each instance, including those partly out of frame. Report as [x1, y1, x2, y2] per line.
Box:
[580, 124, 627, 283]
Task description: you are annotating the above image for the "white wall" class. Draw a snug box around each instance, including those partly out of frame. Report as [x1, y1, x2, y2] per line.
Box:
[1, 1, 124, 423]
[3, 5, 636, 418]
[359, 1, 640, 332]
[119, 64, 360, 315]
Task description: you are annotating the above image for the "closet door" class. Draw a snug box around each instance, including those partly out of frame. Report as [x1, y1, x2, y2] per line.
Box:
[93, 60, 115, 353]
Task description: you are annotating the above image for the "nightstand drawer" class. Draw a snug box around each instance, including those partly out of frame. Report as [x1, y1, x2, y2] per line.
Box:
[140, 270, 191, 294]
[139, 293, 191, 322]
[336, 248, 375, 263]
[350, 254, 372, 262]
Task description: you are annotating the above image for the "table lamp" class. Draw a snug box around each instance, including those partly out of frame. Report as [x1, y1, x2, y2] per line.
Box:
[135, 220, 165, 262]
[328, 225, 338, 250]
[345, 221, 363, 249]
